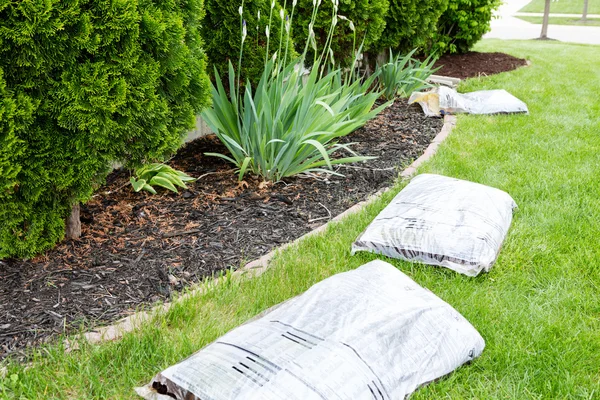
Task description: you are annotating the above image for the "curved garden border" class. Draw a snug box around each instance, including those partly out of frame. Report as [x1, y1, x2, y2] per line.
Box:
[72, 114, 457, 347]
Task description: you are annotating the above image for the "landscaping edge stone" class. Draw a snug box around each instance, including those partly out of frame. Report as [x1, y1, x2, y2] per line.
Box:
[75, 114, 458, 346]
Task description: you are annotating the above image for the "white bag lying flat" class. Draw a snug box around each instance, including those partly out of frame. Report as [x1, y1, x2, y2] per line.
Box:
[136, 260, 485, 400]
[352, 174, 517, 276]
[409, 86, 529, 116]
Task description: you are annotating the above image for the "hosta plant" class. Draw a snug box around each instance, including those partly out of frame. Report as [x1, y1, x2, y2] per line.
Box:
[130, 164, 196, 194]
[377, 49, 439, 100]
[201, 0, 389, 182]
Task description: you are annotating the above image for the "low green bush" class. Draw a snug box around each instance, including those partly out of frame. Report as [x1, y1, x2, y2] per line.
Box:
[373, 0, 449, 55]
[292, 0, 389, 66]
[202, 0, 295, 87]
[0, 0, 211, 259]
[432, 0, 502, 54]
[130, 163, 196, 194]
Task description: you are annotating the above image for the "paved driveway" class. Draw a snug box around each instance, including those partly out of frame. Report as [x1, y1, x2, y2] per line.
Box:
[485, 0, 600, 45]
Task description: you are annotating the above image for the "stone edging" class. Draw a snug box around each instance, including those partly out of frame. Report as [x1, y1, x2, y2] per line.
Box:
[77, 114, 458, 346]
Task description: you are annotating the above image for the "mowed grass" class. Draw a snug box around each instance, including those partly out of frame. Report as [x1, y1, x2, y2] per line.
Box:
[517, 15, 600, 26]
[2, 40, 600, 399]
[520, 0, 600, 14]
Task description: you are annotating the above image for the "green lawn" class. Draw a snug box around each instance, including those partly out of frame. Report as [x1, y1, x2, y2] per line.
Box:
[517, 15, 600, 25]
[2, 40, 600, 399]
[520, 0, 600, 14]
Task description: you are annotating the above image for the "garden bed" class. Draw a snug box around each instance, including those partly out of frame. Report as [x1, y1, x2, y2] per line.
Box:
[432, 52, 528, 79]
[0, 100, 441, 360]
[0, 51, 528, 361]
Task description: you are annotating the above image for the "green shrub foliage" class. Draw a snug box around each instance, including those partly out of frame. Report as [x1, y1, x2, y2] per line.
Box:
[0, 0, 211, 259]
[202, 0, 294, 86]
[292, 0, 389, 66]
[432, 0, 502, 54]
[373, 0, 449, 54]
[0, 68, 34, 257]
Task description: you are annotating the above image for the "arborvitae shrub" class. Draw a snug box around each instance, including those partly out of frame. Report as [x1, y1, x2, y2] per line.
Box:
[0, 68, 34, 256]
[292, 0, 389, 66]
[372, 0, 449, 55]
[0, 0, 211, 259]
[202, 0, 295, 86]
[432, 0, 502, 54]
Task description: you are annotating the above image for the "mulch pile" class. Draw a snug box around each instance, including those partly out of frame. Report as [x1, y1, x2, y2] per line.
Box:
[433, 52, 528, 79]
[0, 51, 528, 361]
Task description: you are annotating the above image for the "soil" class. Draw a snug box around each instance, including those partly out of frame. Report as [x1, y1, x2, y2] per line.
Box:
[433, 52, 528, 79]
[0, 100, 442, 360]
[0, 51, 529, 361]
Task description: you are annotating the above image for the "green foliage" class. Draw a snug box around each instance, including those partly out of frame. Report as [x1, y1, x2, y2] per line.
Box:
[373, 0, 449, 54]
[0, 68, 30, 209]
[130, 163, 196, 194]
[292, 0, 389, 66]
[431, 0, 502, 54]
[202, 2, 388, 182]
[203, 61, 384, 182]
[0, 68, 35, 258]
[377, 49, 439, 100]
[202, 0, 295, 87]
[0, 0, 211, 259]
[3, 41, 600, 400]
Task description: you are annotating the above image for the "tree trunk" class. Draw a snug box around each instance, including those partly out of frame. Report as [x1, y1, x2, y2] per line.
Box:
[582, 0, 589, 21]
[65, 203, 81, 239]
[540, 0, 551, 39]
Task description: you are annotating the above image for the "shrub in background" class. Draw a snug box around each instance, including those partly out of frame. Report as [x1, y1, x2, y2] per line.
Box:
[202, 0, 295, 87]
[292, 0, 389, 66]
[431, 0, 502, 54]
[372, 0, 448, 55]
[0, 0, 211, 259]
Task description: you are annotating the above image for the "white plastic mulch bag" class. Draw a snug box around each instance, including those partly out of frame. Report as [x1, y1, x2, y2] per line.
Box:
[136, 260, 485, 400]
[409, 86, 529, 116]
[352, 174, 517, 276]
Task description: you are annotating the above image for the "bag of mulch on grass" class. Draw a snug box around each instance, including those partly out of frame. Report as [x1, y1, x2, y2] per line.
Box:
[352, 174, 517, 276]
[409, 86, 528, 116]
[135, 260, 485, 400]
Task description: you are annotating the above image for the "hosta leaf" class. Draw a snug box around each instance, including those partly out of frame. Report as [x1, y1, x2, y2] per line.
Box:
[142, 183, 157, 195]
[155, 171, 187, 189]
[149, 175, 179, 193]
[130, 177, 147, 192]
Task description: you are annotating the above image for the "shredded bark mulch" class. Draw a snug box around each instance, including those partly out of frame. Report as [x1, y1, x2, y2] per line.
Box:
[433, 51, 528, 79]
[0, 100, 442, 361]
[0, 51, 529, 361]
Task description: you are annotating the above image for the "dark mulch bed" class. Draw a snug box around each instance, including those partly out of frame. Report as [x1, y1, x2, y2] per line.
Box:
[433, 51, 528, 79]
[0, 51, 528, 361]
[0, 100, 442, 360]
